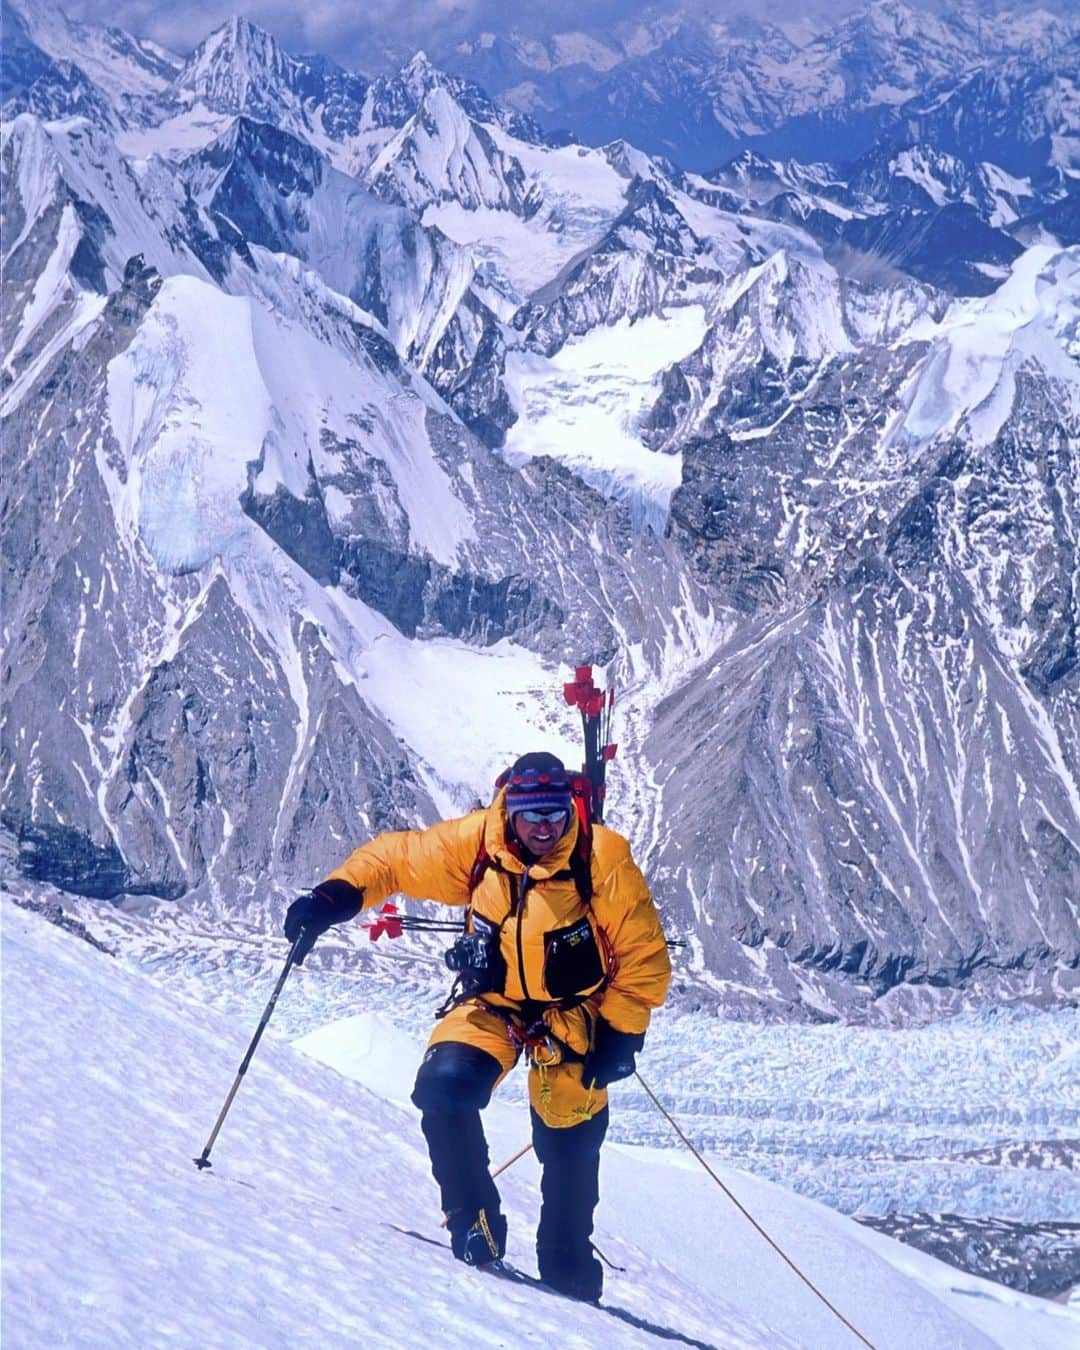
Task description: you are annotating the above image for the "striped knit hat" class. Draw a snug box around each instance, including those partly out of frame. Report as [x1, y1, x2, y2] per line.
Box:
[503, 752, 574, 818]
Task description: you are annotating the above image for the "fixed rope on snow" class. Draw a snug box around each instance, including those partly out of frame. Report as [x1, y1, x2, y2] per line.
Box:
[633, 1071, 877, 1350]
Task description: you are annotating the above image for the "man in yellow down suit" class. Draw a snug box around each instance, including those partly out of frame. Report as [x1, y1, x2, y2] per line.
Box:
[284, 751, 671, 1303]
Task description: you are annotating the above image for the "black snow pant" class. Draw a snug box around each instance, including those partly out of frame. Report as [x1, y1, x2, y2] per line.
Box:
[532, 1104, 608, 1301]
[411, 1042, 503, 1220]
[411, 1043, 609, 1298]
[410, 1036, 607, 1290]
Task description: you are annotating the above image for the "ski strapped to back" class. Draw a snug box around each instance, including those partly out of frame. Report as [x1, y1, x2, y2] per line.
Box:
[562, 664, 616, 824]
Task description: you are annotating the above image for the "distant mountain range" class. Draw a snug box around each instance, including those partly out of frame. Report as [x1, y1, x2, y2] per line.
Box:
[415, 3, 1080, 171]
[2, 0, 1077, 1021]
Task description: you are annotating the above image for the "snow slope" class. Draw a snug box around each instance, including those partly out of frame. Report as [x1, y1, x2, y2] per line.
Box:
[105, 273, 475, 572]
[4, 904, 1076, 1349]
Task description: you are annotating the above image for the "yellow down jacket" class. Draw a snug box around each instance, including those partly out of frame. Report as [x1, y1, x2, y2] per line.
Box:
[325, 788, 671, 1035]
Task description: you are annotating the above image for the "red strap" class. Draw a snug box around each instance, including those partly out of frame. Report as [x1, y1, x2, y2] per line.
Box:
[365, 902, 404, 941]
[468, 841, 492, 895]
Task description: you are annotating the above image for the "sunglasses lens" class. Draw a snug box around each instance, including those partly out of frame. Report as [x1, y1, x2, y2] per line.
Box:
[519, 809, 567, 824]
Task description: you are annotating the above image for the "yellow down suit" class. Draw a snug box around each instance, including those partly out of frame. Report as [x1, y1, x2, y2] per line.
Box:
[325, 787, 671, 1126]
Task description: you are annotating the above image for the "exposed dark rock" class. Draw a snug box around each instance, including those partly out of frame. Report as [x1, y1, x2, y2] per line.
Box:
[856, 1213, 1080, 1300]
[11, 894, 117, 955]
[337, 536, 560, 645]
[6, 817, 132, 900]
[242, 482, 340, 586]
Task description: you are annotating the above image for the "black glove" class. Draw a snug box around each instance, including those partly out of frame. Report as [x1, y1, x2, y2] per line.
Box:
[583, 1018, 645, 1090]
[284, 880, 364, 964]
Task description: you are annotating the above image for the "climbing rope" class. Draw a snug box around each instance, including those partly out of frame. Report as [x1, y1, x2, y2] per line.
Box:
[634, 1072, 877, 1350]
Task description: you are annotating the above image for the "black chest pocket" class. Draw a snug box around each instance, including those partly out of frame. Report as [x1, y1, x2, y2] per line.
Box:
[543, 917, 605, 999]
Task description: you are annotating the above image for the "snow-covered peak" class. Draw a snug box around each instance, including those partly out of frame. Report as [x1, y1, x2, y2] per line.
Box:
[365, 48, 548, 148]
[855, 0, 941, 41]
[7, 0, 179, 99]
[901, 243, 1080, 445]
[610, 177, 703, 258]
[727, 248, 857, 365]
[602, 138, 667, 184]
[178, 113, 324, 205]
[174, 16, 298, 113]
[1, 113, 65, 256]
[1, 0, 117, 129]
[890, 146, 968, 199]
[365, 83, 531, 214]
[714, 150, 786, 187]
[401, 49, 437, 86]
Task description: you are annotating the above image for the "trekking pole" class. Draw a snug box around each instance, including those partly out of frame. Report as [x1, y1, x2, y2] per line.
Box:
[440, 1142, 535, 1227]
[193, 934, 306, 1170]
[491, 1140, 534, 1179]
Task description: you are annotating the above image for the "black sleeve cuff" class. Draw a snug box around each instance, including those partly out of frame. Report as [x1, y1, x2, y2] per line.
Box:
[313, 878, 365, 916]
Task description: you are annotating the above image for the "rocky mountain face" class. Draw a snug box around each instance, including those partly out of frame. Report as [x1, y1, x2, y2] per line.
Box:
[1, 1, 1077, 1020]
[856, 1213, 1080, 1299]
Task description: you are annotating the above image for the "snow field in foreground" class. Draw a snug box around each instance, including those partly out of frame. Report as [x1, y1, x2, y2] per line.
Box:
[4, 904, 1077, 1349]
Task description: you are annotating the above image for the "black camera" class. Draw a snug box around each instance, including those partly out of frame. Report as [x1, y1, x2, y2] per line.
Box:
[444, 924, 503, 996]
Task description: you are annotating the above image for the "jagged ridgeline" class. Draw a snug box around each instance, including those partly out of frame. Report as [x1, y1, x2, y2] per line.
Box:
[2, 0, 1077, 1019]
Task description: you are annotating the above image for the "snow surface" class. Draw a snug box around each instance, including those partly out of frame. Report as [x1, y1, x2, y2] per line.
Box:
[106, 278, 269, 572]
[5, 905, 1077, 1349]
[902, 245, 1080, 447]
[419, 130, 631, 297]
[11, 0, 178, 99]
[116, 107, 236, 161]
[503, 306, 709, 531]
[3, 200, 80, 371]
[488, 125, 628, 221]
[422, 201, 599, 298]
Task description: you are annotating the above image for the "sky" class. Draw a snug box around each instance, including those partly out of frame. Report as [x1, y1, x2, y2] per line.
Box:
[49, 0, 1045, 72]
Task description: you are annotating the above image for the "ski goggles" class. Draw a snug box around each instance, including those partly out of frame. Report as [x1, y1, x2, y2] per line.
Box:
[515, 808, 569, 825]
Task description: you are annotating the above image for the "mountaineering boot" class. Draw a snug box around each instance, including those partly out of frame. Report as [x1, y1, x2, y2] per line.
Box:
[537, 1243, 603, 1303]
[446, 1206, 507, 1266]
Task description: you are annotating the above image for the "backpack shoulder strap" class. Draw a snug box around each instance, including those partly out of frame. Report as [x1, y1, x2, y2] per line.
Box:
[569, 835, 593, 907]
[567, 775, 594, 907]
[467, 839, 497, 896]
